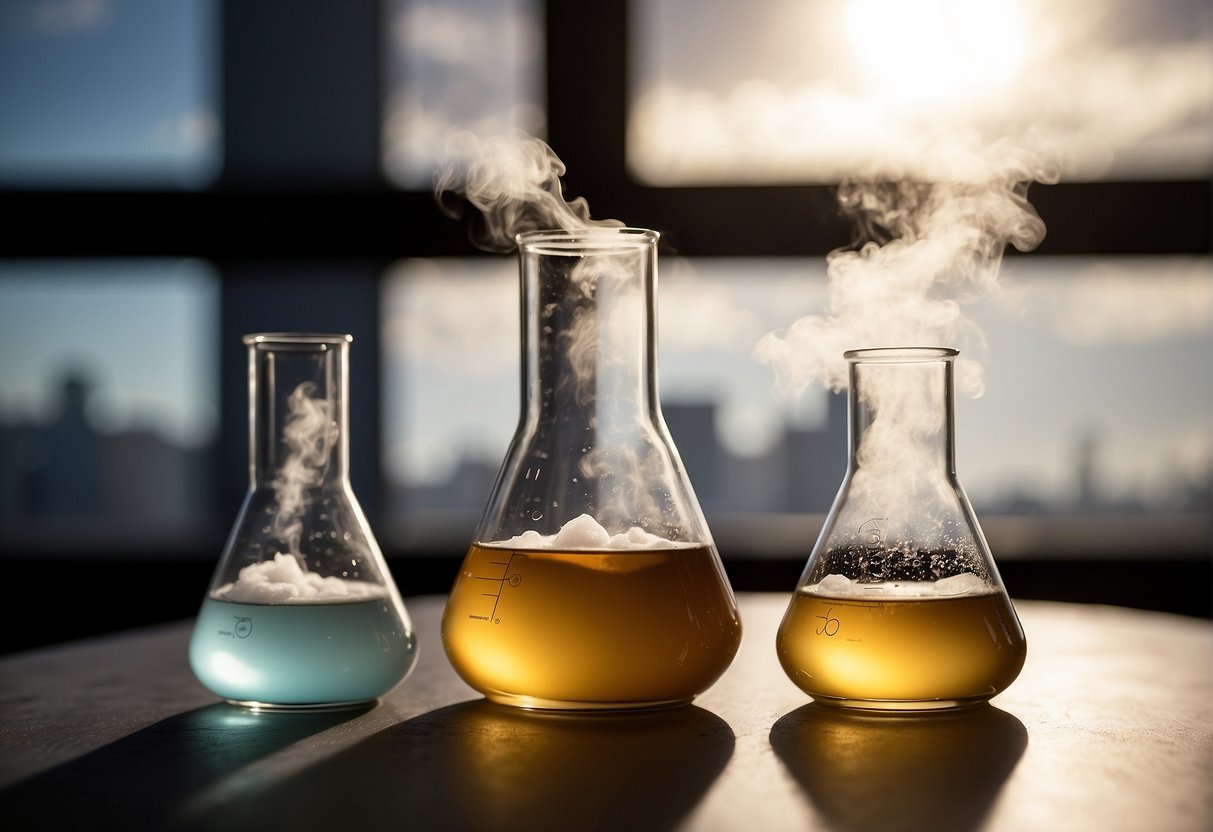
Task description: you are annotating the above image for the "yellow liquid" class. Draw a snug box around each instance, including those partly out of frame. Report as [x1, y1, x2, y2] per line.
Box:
[442, 544, 742, 710]
[776, 586, 1026, 710]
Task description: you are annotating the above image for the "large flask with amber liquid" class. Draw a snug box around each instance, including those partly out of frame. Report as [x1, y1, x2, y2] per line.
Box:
[442, 228, 742, 711]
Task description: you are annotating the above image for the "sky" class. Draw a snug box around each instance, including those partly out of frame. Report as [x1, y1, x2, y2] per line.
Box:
[0, 260, 220, 448]
[0, 0, 219, 188]
[629, 0, 1213, 185]
[381, 0, 542, 189]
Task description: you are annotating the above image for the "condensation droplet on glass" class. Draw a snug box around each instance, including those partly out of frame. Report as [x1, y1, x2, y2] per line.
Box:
[530, 510, 543, 521]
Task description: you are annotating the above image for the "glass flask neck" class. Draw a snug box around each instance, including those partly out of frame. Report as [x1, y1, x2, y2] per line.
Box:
[519, 228, 660, 430]
[246, 333, 351, 487]
[846, 347, 957, 478]
[474, 227, 711, 544]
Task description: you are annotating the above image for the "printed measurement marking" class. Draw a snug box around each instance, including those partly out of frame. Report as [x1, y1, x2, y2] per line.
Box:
[816, 607, 841, 636]
[218, 617, 254, 638]
[859, 517, 887, 549]
[470, 554, 520, 623]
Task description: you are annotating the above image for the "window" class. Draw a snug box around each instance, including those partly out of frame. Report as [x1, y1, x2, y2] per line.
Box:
[0, 0, 1209, 655]
[382, 254, 1212, 562]
[375, 0, 1210, 570]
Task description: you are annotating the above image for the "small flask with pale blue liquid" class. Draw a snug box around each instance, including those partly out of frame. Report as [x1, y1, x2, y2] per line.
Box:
[189, 333, 417, 710]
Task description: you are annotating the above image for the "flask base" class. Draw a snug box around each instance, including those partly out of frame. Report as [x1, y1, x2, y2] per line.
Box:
[483, 692, 695, 712]
[223, 697, 379, 713]
[807, 693, 994, 712]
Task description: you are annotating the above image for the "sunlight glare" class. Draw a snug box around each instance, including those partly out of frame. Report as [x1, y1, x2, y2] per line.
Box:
[844, 0, 1031, 104]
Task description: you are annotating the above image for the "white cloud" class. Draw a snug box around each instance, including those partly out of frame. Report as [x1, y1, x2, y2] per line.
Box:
[29, 0, 112, 35]
[1053, 259, 1213, 346]
[154, 108, 219, 150]
[383, 259, 519, 376]
[391, 3, 539, 70]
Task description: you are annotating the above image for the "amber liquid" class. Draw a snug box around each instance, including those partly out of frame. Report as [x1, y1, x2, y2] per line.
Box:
[776, 586, 1026, 710]
[442, 543, 742, 710]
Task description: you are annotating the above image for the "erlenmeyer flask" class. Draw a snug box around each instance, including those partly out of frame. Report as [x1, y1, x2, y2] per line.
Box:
[189, 333, 417, 710]
[776, 347, 1026, 711]
[441, 228, 742, 711]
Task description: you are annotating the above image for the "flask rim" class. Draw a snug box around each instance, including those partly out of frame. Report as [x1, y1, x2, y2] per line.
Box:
[515, 227, 659, 253]
[243, 332, 354, 348]
[844, 346, 958, 362]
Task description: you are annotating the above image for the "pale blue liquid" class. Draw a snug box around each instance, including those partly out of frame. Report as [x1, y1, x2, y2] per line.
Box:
[189, 596, 417, 708]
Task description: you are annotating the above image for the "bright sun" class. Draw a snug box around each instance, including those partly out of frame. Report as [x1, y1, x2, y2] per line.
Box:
[844, 0, 1031, 104]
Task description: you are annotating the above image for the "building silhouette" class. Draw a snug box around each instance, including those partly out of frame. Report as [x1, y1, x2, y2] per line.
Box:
[392, 391, 1210, 526]
[0, 370, 211, 528]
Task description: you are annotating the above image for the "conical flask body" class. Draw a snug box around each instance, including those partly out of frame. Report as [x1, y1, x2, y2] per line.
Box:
[442, 229, 741, 710]
[189, 333, 416, 709]
[777, 347, 1025, 711]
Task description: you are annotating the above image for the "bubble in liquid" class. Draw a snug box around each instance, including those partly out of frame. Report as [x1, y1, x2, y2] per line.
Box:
[930, 553, 945, 579]
[859, 552, 887, 582]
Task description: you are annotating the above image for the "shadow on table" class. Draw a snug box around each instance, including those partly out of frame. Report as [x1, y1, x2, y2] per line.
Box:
[0, 701, 373, 832]
[770, 703, 1028, 832]
[192, 699, 736, 832]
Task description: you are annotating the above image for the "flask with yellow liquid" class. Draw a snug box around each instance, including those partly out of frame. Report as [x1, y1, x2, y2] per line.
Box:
[777, 347, 1026, 711]
[442, 228, 742, 711]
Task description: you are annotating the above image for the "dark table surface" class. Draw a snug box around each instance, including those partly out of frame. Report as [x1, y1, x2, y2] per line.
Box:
[1, 593, 1210, 832]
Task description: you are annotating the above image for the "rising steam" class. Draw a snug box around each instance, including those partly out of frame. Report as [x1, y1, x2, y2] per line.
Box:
[754, 139, 1058, 559]
[434, 131, 693, 537]
[214, 381, 384, 603]
[754, 143, 1056, 399]
[272, 381, 338, 554]
[434, 130, 622, 252]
